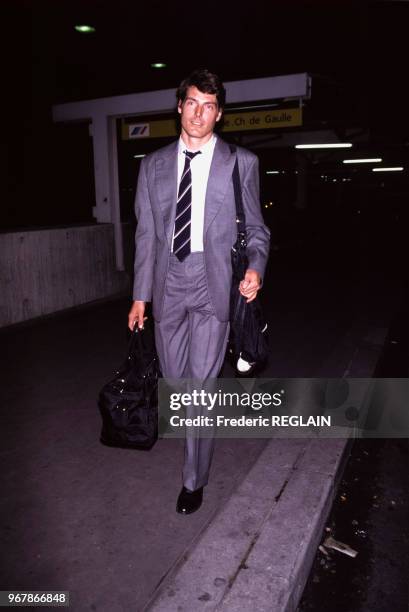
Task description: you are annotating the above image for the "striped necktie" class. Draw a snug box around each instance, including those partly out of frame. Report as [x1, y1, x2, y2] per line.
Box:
[172, 150, 201, 261]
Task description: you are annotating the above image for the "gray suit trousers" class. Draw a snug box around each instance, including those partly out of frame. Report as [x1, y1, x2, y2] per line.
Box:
[154, 252, 230, 492]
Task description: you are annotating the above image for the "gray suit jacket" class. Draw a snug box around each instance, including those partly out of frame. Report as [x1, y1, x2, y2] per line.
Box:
[132, 136, 270, 322]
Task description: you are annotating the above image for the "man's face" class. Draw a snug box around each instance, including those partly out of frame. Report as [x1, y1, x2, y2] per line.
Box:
[178, 85, 222, 141]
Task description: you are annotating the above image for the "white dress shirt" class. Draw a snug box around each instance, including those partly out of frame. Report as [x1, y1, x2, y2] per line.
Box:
[172, 134, 217, 253]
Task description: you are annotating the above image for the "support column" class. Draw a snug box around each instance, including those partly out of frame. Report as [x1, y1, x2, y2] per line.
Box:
[108, 116, 124, 271]
[90, 112, 112, 223]
[90, 112, 124, 270]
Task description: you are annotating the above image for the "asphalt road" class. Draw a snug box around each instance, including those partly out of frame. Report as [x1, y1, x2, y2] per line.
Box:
[298, 303, 408, 612]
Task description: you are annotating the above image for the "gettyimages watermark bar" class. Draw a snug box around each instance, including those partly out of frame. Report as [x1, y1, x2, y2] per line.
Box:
[157, 378, 408, 439]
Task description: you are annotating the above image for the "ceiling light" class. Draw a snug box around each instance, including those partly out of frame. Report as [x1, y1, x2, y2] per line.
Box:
[74, 25, 96, 33]
[266, 170, 279, 174]
[372, 167, 403, 172]
[343, 158, 382, 164]
[151, 63, 167, 69]
[295, 143, 353, 149]
[133, 154, 146, 159]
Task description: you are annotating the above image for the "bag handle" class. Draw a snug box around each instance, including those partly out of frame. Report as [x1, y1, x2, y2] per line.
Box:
[229, 144, 246, 238]
[127, 320, 148, 360]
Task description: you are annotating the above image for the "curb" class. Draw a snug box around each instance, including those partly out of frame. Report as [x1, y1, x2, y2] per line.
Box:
[146, 437, 351, 612]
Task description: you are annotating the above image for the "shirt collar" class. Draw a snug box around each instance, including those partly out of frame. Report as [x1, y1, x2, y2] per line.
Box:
[178, 134, 217, 156]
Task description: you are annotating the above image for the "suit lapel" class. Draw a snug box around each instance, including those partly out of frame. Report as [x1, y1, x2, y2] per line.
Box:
[155, 141, 178, 247]
[204, 137, 236, 238]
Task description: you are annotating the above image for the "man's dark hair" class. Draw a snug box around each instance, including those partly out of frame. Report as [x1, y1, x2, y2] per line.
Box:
[176, 69, 226, 110]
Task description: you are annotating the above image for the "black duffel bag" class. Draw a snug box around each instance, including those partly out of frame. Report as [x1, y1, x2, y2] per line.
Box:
[98, 320, 160, 450]
[228, 145, 269, 375]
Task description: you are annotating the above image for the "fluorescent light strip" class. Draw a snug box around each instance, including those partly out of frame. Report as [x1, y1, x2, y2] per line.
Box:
[343, 158, 382, 164]
[295, 143, 352, 149]
[372, 167, 403, 172]
[266, 170, 280, 174]
[74, 25, 95, 33]
[133, 154, 146, 158]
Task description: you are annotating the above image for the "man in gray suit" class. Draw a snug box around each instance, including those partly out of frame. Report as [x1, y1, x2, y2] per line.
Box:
[128, 69, 270, 514]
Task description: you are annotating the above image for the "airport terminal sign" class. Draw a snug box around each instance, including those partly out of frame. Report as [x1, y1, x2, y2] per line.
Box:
[123, 107, 302, 139]
[222, 107, 302, 132]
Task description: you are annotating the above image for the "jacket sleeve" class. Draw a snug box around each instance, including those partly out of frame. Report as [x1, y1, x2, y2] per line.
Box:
[241, 155, 271, 281]
[132, 158, 156, 301]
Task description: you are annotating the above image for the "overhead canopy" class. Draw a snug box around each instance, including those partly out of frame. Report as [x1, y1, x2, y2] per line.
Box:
[52, 73, 311, 122]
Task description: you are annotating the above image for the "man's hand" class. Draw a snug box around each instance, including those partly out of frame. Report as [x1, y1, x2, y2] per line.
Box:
[128, 300, 146, 331]
[239, 269, 261, 303]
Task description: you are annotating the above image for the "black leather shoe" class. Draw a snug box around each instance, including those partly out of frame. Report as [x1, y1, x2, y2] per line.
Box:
[176, 486, 203, 515]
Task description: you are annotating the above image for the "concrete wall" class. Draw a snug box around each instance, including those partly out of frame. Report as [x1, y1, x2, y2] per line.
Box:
[0, 224, 130, 327]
